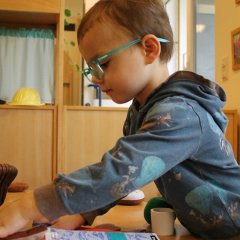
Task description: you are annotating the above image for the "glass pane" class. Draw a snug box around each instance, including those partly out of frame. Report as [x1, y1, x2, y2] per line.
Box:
[195, 0, 215, 80]
[165, 0, 179, 75]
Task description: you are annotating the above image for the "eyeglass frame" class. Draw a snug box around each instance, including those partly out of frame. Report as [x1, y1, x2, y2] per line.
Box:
[82, 37, 169, 82]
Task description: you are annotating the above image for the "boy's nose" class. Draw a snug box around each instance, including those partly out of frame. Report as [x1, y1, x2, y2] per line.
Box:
[92, 75, 102, 84]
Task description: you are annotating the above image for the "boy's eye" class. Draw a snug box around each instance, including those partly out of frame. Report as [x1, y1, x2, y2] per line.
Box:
[100, 61, 109, 69]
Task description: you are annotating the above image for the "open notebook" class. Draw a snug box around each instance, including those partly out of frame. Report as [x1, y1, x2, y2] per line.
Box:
[45, 228, 160, 240]
[0, 226, 160, 240]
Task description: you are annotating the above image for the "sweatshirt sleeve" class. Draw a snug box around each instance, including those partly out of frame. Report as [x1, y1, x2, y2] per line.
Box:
[34, 97, 202, 223]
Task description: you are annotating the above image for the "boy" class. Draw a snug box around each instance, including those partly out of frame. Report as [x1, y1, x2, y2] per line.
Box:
[1, 0, 240, 238]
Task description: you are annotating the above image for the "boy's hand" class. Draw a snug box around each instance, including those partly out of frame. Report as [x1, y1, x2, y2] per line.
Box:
[0, 191, 45, 238]
[51, 214, 85, 230]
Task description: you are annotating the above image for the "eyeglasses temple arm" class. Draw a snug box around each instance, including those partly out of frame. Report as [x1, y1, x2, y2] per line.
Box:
[96, 38, 142, 63]
[95, 37, 169, 64]
[157, 37, 169, 43]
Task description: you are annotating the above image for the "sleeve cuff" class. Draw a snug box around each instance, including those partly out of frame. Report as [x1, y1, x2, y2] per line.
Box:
[34, 183, 68, 222]
[34, 184, 119, 224]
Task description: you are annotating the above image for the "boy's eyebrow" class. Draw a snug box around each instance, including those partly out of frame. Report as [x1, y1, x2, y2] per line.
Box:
[87, 52, 104, 64]
[88, 51, 110, 64]
[88, 54, 99, 63]
[88, 44, 119, 64]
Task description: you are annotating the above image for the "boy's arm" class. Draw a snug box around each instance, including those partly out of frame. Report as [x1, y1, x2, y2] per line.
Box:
[33, 99, 201, 225]
[0, 99, 202, 237]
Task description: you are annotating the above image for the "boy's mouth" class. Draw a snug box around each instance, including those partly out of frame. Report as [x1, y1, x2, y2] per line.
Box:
[102, 88, 111, 94]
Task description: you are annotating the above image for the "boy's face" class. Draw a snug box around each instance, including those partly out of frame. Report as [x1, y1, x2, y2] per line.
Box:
[79, 22, 159, 104]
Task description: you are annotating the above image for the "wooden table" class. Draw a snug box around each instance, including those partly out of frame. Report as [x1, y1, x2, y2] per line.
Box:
[2, 193, 201, 240]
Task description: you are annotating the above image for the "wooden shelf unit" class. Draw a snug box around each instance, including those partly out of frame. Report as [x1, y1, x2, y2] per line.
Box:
[0, 0, 64, 188]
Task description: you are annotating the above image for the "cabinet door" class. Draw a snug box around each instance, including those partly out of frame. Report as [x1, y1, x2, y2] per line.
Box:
[61, 107, 127, 173]
[0, 108, 56, 188]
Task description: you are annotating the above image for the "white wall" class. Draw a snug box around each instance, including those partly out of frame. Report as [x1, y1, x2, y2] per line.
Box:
[85, 0, 98, 11]
[215, 0, 240, 160]
[215, 0, 240, 110]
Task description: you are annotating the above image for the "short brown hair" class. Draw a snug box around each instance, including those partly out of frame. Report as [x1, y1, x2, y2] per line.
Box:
[78, 0, 173, 62]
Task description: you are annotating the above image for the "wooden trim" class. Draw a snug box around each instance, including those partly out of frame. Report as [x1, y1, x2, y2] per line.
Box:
[0, 11, 59, 24]
[65, 106, 129, 112]
[51, 106, 58, 180]
[223, 109, 238, 161]
[231, 27, 240, 71]
[55, 0, 65, 176]
[0, 105, 56, 110]
[0, 22, 56, 30]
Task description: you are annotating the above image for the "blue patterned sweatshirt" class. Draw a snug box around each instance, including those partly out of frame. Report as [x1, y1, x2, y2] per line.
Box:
[35, 71, 240, 239]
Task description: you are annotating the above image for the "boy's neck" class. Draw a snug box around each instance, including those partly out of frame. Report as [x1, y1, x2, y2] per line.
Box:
[136, 63, 169, 105]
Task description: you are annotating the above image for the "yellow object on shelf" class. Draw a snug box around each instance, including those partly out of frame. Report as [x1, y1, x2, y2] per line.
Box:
[8, 87, 44, 106]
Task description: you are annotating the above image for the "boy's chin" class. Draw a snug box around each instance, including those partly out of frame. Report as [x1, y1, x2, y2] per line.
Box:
[111, 97, 133, 105]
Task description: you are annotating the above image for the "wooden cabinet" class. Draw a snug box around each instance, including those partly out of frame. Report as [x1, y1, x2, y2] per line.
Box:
[0, 0, 64, 188]
[0, 105, 57, 188]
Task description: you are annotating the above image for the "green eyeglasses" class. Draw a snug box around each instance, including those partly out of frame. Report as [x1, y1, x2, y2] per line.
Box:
[82, 37, 169, 82]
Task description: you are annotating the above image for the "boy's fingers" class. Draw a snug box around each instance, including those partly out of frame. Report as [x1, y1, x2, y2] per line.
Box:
[0, 215, 28, 238]
[0, 226, 15, 238]
[0, 227, 7, 238]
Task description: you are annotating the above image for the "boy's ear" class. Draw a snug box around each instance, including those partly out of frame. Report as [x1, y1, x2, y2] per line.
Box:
[141, 34, 161, 64]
